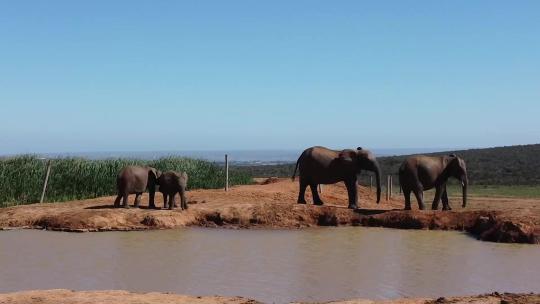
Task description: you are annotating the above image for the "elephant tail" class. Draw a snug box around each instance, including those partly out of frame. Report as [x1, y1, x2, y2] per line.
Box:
[291, 155, 301, 181]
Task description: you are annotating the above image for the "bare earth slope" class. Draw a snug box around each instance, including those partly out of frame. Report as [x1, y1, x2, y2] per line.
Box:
[0, 290, 538, 304]
[1, 179, 538, 244]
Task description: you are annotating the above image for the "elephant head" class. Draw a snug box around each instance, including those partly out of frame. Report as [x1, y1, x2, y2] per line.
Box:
[338, 147, 382, 203]
[446, 154, 468, 208]
[148, 167, 162, 183]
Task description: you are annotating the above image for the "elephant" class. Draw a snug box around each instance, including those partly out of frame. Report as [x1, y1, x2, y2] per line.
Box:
[114, 166, 161, 208]
[398, 154, 468, 211]
[158, 171, 188, 210]
[292, 146, 382, 209]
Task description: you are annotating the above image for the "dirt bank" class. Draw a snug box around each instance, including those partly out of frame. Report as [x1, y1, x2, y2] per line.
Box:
[0, 290, 538, 304]
[0, 179, 538, 244]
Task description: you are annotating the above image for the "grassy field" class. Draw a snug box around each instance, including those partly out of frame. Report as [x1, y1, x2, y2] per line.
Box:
[446, 184, 540, 198]
[385, 184, 540, 200]
[0, 155, 252, 207]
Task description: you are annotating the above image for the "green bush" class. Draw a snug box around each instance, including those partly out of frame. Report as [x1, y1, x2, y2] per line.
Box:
[0, 155, 252, 207]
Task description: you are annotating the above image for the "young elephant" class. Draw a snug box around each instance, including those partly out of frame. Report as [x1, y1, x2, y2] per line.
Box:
[399, 154, 468, 211]
[114, 166, 161, 208]
[158, 171, 188, 210]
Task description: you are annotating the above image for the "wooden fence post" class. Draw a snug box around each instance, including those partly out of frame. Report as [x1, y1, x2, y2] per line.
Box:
[40, 160, 52, 203]
[386, 175, 390, 201]
[225, 154, 229, 192]
[391, 175, 394, 198]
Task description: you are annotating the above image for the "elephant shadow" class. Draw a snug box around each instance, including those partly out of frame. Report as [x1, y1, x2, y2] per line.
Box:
[322, 205, 398, 216]
[84, 205, 163, 210]
[353, 208, 400, 215]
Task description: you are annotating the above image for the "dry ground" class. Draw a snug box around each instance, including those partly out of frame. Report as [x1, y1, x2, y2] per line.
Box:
[0, 178, 538, 243]
[0, 290, 538, 304]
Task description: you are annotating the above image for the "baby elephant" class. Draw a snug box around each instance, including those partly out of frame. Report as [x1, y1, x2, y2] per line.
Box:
[158, 171, 188, 210]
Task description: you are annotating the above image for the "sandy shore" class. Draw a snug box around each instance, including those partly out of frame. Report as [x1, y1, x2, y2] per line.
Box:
[0, 290, 538, 304]
[0, 179, 538, 244]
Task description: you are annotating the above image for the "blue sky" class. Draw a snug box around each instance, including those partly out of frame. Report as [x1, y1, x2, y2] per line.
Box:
[1, 1, 539, 154]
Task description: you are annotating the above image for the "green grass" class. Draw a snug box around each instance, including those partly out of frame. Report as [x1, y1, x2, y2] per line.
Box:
[385, 184, 540, 200]
[0, 155, 252, 207]
[445, 184, 540, 198]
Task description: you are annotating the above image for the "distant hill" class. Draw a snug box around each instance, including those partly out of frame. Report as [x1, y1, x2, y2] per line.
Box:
[232, 144, 540, 185]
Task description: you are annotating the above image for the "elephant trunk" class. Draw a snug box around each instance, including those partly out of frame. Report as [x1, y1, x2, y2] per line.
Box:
[374, 162, 382, 204]
[461, 175, 468, 208]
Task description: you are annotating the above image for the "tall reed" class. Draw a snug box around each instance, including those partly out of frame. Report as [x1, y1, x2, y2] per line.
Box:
[0, 155, 252, 207]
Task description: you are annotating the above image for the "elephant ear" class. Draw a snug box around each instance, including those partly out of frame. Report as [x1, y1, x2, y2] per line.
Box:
[149, 168, 161, 180]
[338, 150, 356, 163]
[174, 171, 187, 180]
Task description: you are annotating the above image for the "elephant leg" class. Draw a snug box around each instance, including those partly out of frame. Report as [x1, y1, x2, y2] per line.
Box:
[134, 193, 142, 208]
[180, 188, 188, 210]
[297, 179, 308, 204]
[163, 193, 168, 209]
[168, 194, 175, 210]
[122, 193, 129, 209]
[403, 189, 412, 210]
[431, 186, 443, 210]
[311, 183, 324, 205]
[442, 187, 452, 211]
[148, 183, 156, 209]
[413, 189, 425, 210]
[113, 195, 121, 208]
[345, 179, 358, 209]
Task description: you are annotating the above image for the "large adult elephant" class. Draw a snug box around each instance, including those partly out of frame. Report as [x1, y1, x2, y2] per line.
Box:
[398, 154, 468, 210]
[292, 146, 382, 209]
[114, 165, 161, 208]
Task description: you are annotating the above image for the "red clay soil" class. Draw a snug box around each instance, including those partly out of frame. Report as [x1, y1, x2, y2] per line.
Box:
[0, 290, 538, 304]
[0, 179, 538, 244]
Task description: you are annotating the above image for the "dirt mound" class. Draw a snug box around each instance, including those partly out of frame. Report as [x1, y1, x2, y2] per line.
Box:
[1, 179, 539, 244]
[260, 177, 280, 185]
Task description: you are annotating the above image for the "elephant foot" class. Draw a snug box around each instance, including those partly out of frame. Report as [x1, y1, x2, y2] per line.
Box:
[314, 201, 324, 206]
[442, 206, 452, 211]
[297, 200, 307, 204]
[404, 206, 411, 210]
[347, 204, 358, 210]
[148, 205, 158, 210]
[123, 205, 130, 209]
[431, 206, 438, 210]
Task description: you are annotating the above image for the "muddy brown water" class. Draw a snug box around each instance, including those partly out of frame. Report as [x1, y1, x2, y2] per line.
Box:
[1, 228, 539, 303]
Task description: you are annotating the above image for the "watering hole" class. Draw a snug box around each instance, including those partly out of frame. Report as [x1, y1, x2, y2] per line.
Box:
[1, 228, 539, 303]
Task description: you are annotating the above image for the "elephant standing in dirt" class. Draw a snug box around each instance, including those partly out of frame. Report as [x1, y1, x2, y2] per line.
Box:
[398, 154, 468, 211]
[158, 171, 188, 210]
[292, 146, 382, 209]
[114, 166, 161, 208]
